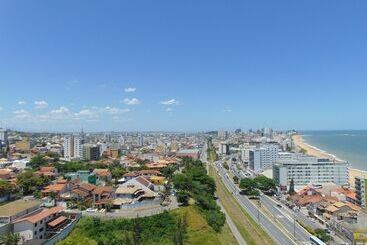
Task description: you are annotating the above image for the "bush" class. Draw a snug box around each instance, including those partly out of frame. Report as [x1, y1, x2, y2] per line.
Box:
[173, 158, 225, 231]
[176, 191, 189, 206]
[204, 209, 226, 232]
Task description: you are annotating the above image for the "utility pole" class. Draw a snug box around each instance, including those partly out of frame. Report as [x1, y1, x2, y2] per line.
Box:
[293, 213, 296, 241]
[258, 200, 261, 224]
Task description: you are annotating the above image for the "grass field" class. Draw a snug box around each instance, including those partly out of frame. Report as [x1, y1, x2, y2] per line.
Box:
[173, 206, 238, 245]
[209, 164, 275, 245]
[58, 206, 237, 245]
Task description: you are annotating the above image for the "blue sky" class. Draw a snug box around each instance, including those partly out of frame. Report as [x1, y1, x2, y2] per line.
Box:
[0, 1, 367, 132]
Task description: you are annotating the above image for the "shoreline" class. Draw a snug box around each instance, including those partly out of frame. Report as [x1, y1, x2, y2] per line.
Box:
[292, 134, 340, 160]
[292, 134, 367, 187]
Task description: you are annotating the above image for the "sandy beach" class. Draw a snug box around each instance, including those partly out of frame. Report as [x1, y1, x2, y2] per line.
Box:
[292, 134, 337, 160]
[292, 134, 367, 186]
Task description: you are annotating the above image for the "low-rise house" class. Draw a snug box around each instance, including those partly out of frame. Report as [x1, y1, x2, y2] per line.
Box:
[122, 170, 163, 182]
[0, 199, 42, 225]
[93, 169, 112, 183]
[0, 169, 15, 180]
[113, 177, 158, 209]
[36, 166, 58, 179]
[93, 186, 115, 209]
[41, 179, 70, 199]
[70, 182, 96, 201]
[14, 206, 64, 241]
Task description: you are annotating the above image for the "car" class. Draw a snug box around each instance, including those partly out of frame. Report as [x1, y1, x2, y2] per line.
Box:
[276, 203, 282, 208]
[86, 208, 97, 213]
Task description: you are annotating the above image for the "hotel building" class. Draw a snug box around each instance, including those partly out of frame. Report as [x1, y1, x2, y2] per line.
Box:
[273, 153, 349, 190]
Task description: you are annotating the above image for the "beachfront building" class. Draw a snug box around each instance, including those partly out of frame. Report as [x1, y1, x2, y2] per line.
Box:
[355, 175, 367, 208]
[273, 153, 349, 190]
[249, 144, 279, 173]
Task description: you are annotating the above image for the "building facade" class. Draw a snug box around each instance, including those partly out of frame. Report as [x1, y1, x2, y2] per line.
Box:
[63, 135, 83, 161]
[249, 144, 279, 173]
[273, 153, 349, 190]
[355, 176, 367, 207]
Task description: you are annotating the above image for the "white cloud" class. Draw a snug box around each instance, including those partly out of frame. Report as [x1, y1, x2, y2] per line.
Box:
[0, 106, 3, 111]
[73, 109, 100, 121]
[13, 109, 31, 118]
[122, 98, 141, 105]
[18, 101, 26, 105]
[124, 87, 136, 93]
[165, 107, 173, 112]
[50, 106, 70, 115]
[224, 107, 232, 112]
[160, 99, 179, 106]
[34, 100, 48, 109]
[103, 107, 130, 115]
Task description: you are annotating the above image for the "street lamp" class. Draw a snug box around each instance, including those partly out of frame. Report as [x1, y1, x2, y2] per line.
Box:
[258, 200, 261, 224]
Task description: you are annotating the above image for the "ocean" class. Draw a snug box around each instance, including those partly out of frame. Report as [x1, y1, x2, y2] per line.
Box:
[301, 130, 367, 171]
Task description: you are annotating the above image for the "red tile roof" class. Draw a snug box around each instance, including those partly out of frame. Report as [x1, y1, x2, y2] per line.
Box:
[48, 216, 67, 227]
[15, 206, 63, 224]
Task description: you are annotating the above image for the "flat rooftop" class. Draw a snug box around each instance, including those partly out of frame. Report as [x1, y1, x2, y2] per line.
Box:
[0, 199, 41, 217]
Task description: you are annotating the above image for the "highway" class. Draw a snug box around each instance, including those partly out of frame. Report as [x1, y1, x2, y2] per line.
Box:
[259, 195, 311, 242]
[213, 161, 298, 245]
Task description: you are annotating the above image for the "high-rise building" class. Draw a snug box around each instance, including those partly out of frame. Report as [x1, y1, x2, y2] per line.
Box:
[240, 143, 251, 163]
[219, 142, 229, 155]
[263, 128, 273, 138]
[138, 135, 144, 147]
[0, 128, 8, 146]
[74, 136, 83, 159]
[273, 153, 349, 190]
[218, 130, 228, 140]
[83, 144, 100, 161]
[63, 135, 84, 161]
[249, 144, 279, 173]
[63, 136, 73, 161]
[354, 172, 367, 207]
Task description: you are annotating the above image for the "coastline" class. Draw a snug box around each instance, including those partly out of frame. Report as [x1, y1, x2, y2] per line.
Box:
[292, 134, 367, 187]
[291, 134, 339, 160]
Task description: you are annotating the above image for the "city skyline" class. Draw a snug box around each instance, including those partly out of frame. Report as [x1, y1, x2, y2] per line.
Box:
[1, 1, 367, 131]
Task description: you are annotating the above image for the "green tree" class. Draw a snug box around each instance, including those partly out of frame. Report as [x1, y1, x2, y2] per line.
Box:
[315, 229, 332, 243]
[176, 191, 189, 206]
[161, 165, 177, 180]
[28, 154, 48, 169]
[288, 178, 295, 195]
[233, 176, 239, 184]
[239, 178, 257, 191]
[16, 171, 49, 195]
[132, 217, 142, 245]
[0, 233, 20, 245]
[253, 175, 276, 191]
[173, 215, 187, 245]
[0, 180, 18, 197]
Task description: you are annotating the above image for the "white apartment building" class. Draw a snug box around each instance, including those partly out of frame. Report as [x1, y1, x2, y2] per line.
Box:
[219, 142, 229, 155]
[73, 137, 83, 159]
[249, 144, 279, 173]
[273, 153, 349, 190]
[240, 143, 251, 162]
[63, 135, 83, 161]
[0, 128, 8, 145]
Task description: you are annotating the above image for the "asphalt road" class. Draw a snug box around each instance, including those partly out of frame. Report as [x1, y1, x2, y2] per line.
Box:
[214, 161, 297, 245]
[259, 195, 311, 243]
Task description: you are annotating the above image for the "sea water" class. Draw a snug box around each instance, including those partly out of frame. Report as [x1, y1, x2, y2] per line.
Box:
[301, 130, 367, 171]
